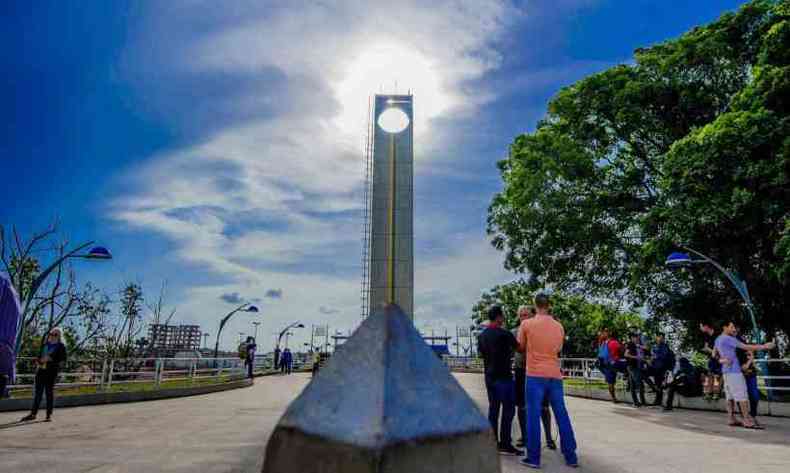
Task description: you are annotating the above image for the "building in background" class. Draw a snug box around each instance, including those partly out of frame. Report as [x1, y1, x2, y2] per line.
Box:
[148, 324, 202, 357]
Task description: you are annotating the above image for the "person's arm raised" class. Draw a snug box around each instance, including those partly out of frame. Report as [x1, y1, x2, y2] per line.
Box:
[737, 340, 775, 352]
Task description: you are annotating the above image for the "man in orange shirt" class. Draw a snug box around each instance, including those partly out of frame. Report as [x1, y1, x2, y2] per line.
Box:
[517, 293, 578, 469]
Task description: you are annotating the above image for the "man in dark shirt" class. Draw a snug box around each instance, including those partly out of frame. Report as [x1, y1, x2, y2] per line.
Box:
[648, 333, 673, 406]
[477, 305, 522, 455]
[624, 333, 647, 407]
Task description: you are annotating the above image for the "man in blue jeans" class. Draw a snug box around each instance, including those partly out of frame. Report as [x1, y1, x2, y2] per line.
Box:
[477, 305, 522, 456]
[517, 293, 578, 468]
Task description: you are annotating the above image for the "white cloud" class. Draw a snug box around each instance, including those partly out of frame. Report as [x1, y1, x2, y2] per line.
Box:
[108, 1, 591, 349]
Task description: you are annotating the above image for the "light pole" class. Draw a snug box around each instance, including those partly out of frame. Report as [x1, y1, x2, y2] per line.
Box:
[666, 247, 761, 342]
[252, 321, 261, 342]
[276, 322, 305, 353]
[15, 243, 112, 355]
[213, 303, 259, 359]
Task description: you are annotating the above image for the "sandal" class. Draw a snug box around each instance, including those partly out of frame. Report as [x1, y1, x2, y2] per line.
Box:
[743, 424, 764, 430]
[728, 420, 743, 427]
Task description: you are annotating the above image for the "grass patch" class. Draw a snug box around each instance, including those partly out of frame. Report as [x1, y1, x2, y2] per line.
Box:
[8, 375, 249, 400]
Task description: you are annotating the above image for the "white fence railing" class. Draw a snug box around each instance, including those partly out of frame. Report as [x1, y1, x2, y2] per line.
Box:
[7, 354, 314, 393]
[9, 357, 250, 392]
[442, 356, 790, 397]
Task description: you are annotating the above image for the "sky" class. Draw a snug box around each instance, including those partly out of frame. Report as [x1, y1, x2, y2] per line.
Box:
[1, 0, 748, 352]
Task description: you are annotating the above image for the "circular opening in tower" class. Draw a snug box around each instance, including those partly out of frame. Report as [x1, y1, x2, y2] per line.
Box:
[377, 107, 410, 134]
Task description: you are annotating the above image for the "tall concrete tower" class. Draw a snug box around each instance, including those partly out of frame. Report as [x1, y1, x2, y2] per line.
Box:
[363, 94, 414, 320]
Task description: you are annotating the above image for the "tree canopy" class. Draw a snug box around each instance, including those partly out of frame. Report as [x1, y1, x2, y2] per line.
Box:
[470, 280, 643, 357]
[487, 1, 790, 345]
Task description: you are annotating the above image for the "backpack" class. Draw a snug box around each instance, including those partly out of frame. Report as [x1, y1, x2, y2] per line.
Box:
[238, 342, 248, 359]
[597, 341, 611, 364]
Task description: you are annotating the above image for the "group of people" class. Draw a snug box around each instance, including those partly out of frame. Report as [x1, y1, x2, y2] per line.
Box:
[596, 328, 677, 407]
[273, 347, 294, 375]
[596, 321, 775, 429]
[477, 293, 578, 469]
[241, 341, 296, 378]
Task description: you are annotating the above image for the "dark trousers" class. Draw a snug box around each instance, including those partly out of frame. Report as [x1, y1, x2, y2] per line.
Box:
[246, 360, 254, 378]
[31, 370, 57, 417]
[627, 366, 646, 406]
[515, 369, 526, 440]
[485, 377, 516, 446]
[0, 374, 7, 399]
[650, 368, 668, 405]
[745, 374, 760, 418]
[664, 376, 700, 408]
[526, 377, 577, 466]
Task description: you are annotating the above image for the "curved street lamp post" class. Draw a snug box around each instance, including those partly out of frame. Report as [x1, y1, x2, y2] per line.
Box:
[15, 243, 112, 354]
[665, 246, 761, 343]
[213, 303, 259, 359]
[276, 322, 304, 351]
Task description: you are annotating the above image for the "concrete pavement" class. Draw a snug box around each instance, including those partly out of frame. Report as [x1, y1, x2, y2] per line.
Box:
[1, 373, 788, 473]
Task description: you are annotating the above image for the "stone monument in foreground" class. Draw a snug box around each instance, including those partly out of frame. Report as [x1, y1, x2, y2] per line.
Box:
[262, 304, 499, 473]
[262, 94, 498, 472]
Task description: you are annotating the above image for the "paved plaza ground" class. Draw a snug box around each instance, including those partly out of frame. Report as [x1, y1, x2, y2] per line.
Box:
[0, 372, 788, 472]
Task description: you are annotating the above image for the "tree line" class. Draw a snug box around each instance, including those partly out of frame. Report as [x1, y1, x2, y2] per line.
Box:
[1, 223, 177, 360]
[483, 0, 790, 353]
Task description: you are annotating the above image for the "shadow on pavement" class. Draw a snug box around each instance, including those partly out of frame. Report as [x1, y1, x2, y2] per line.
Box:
[0, 419, 44, 430]
[606, 402, 790, 447]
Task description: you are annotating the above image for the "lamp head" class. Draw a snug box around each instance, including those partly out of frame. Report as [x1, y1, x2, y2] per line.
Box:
[665, 252, 692, 268]
[85, 246, 112, 260]
[246, 305, 260, 313]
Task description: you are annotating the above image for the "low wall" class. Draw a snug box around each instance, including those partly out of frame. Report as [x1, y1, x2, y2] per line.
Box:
[0, 378, 253, 412]
[562, 382, 790, 417]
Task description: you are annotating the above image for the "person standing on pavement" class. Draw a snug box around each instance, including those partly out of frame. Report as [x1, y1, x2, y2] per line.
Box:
[515, 305, 556, 451]
[21, 328, 67, 422]
[714, 321, 774, 429]
[273, 346, 282, 372]
[648, 333, 673, 406]
[477, 305, 522, 456]
[700, 323, 722, 400]
[740, 349, 761, 425]
[517, 293, 578, 469]
[282, 348, 293, 375]
[244, 337, 257, 379]
[512, 306, 530, 448]
[625, 332, 647, 407]
[597, 328, 619, 403]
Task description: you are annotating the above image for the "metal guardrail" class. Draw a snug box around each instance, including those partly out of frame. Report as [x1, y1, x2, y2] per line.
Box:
[442, 356, 790, 394]
[9, 357, 249, 392]
[8, 354, 314, 394]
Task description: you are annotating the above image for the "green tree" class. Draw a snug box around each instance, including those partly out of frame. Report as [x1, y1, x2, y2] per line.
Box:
[471, 280, 643, 357]
[487, 1, 790, 345]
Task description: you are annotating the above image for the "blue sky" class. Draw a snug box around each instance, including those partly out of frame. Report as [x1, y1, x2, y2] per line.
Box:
[1, 0, 747, 351]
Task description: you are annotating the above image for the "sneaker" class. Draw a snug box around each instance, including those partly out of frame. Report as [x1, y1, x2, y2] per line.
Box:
[20, 414, 36, 422]
[567, 461, 580, 468]
[519, 458, 540, 469]
[545, 440, 557, 450]
[497, 444, 523, 456]
[44, 416, 52, 422]
[662, 406, 673, 412]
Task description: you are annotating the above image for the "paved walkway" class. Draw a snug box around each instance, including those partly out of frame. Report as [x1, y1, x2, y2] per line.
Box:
[1, 373, 788, 472]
